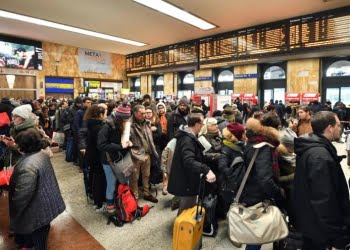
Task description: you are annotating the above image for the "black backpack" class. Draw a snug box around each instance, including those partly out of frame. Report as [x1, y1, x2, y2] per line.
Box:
[221, 150, 246, 194]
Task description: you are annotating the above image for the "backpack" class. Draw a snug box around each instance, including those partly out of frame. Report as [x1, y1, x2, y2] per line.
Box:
[221, 150, 246, 194]
[150, 154, 163, 185]
[115, 184, 150, 223]
[0, 112, 10, 127]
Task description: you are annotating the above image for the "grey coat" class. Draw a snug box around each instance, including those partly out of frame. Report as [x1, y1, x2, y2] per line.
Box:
[9, 151, 65, 234]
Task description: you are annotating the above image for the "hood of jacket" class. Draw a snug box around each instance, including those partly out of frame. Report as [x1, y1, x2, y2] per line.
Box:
[245, 117, 280, 142]
[295, 133, 341, 162]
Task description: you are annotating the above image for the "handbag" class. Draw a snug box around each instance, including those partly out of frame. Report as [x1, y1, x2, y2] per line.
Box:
[52, 132, 65, 145]
[0, 151, 13, 186]
[228, 142, 289, 245]
[106, 151, 136, 182]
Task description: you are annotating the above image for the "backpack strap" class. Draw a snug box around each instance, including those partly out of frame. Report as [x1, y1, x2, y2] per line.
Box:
[233, 142, 274, 203]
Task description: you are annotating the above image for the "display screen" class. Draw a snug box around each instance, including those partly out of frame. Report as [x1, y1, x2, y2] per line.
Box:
[0, 36, 42, 70]
[126, 6, 350, 73]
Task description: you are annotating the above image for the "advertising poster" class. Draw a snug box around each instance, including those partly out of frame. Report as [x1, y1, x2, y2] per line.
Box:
[78, 48, 112, 74]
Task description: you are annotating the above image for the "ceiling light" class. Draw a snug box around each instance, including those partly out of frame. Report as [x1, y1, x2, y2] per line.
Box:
[134, 0, 216, 30]
[0, 10, 147, 47]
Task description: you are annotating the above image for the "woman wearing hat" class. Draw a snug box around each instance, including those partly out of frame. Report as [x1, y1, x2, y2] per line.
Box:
[217, 122, 246, 216]
[97, 102, 133, 213]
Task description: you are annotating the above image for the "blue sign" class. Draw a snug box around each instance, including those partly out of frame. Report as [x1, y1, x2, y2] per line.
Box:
[45, 77, 74, 93]
[195, 76, 212, 81]
[234, 74, 258, 79]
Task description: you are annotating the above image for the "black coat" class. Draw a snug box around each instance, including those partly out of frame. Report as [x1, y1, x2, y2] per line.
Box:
[9, 151, 65, 234]
[97, 117, 127, 165]
[86, 119, 104, 173]
[168, 129, 210, 196]
[293, 134, 350, 248]
[240, 142, 283, 206]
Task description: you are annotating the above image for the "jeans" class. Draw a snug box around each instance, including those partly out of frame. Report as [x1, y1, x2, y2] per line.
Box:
[245, 245, 261, 250]
[103, 164, 116, 204]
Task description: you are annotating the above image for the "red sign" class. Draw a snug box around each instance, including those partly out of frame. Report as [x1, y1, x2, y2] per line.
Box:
[285, 93, 300, 102]
[302, 93, 319, 103]
[231, 93, 243, 100]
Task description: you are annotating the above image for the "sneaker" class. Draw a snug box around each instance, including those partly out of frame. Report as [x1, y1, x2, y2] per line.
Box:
[171, 196, 180, 211]
[143, 194, 158, 203]
[106, 205, 116, 214]
[95, 205, 107, 213]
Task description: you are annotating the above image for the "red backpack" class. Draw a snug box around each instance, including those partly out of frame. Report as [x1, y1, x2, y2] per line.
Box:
[115, 184, 150, 222]
[0, 112, 10, 127]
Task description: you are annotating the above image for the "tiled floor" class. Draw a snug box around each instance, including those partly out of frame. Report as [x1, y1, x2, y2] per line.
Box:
[1, 141, 349, 250]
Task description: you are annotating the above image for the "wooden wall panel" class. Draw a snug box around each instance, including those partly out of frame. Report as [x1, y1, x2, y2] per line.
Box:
[164, 72, 174, 95]
[140, 75, 148, 95]
[287, 59, 319, 93]
[0, 75, 36, 99]
[194, 69, 212, 88]
[233, 64, 257, 94]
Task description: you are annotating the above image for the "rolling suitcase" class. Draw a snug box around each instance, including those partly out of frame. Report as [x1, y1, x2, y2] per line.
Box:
[173, 175, 206, 250]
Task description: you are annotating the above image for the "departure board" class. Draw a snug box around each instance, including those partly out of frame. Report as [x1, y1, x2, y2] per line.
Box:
[146, 50, 169, 69]
[126, 6, 350, 73]
[168, 43, 197, 65]
[289, 12, 350, 50]
[200, 34, 237, 62]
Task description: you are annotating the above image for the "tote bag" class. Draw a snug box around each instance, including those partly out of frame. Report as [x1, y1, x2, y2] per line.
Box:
[227, 142, 289, 245]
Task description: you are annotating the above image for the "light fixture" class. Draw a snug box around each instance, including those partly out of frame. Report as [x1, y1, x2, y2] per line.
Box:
[6, 74, 15, 88]
[0, 10, 147, 47]
[134, 0, 216, 30]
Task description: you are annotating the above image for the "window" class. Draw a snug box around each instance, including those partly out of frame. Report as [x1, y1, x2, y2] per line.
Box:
[183, 73, 194, 84]
[263, 66, 286, 80]
[218, 70, 233, 82]
[326, 60, 350, 77]
[135, 78, 141, 87]
[156, 76, 164, 86]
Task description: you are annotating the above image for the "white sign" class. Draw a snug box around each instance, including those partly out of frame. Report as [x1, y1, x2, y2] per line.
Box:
[216, 95, 231, 110]
[78, 48, 112, 74]
[101, 82, 122, 92]
[0, 67, 36, 76]
[194, 86, 213, 94]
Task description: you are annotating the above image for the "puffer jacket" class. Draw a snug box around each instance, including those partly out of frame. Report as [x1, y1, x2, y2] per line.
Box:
[9, 151, 65, 234]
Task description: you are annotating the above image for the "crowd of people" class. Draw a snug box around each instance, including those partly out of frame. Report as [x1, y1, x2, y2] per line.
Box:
[0, 94, 350, 250]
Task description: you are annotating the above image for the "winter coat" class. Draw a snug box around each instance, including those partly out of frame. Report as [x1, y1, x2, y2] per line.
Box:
[293, 134, 350, 249]
[240, 118, 284, 207]
[86, 119, 105, 173]
[9, 151, 65, 234]
[277, 144, 295, 198]
[97, 117, 127, 165]
[166, 107, 188, 140]
[168, 129, 210, 196]
[296, 118, 312, 136]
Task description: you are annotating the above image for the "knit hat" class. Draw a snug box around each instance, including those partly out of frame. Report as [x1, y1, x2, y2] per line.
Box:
[227, 122, 245, 141]
[178, 97, 189, 106]
[115, 103, 131, 119]
[156, 102, 166, 110]
[280, 128, 297, 148]
[223, 106, 234, 115]
[199, 118, 217, 135]
[12, 104, 32, 120]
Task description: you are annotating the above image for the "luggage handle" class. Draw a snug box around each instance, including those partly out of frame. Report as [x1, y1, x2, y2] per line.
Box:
[195, 173, 205, 221]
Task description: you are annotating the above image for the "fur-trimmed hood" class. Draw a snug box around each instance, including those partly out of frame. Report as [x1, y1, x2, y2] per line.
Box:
[245, 117, 280, 142]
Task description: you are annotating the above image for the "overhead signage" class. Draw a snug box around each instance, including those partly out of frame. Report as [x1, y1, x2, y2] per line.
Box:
[234, 74, 258, 79]
[194, 86, 213, 94]
[45, 77, 74, 93]
[0, 67, 36, 76]
[194, 76, 212, 81]
[78, 48, 112, 74]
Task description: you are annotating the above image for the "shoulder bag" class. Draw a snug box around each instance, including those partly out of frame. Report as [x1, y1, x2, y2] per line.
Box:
[227, 142, 289, 245]
[106, 151, 135, 184]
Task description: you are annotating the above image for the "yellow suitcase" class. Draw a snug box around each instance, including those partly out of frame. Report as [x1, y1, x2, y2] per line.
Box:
[173, 205, 206, 250]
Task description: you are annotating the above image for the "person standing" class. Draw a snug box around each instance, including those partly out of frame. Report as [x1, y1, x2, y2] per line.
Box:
[168, 113, 216, 215]
[293, 111, 350, 250]
[290, 105, 313, 136]
[129, 105, 159, 203]
[167, 97, 189, 141]
[9, 128, 65, 250]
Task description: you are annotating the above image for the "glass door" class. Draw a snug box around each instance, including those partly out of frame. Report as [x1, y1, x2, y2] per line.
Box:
[264, 89, 273, 105]
[326, 88, 340, 104]
[341, 87, 350, 105]
[274, 88, 285, 103]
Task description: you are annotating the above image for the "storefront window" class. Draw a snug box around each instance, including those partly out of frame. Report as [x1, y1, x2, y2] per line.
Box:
[156, 76, 164, 85]
[218, 70, 234, 82]
[183, 73, 194, 84]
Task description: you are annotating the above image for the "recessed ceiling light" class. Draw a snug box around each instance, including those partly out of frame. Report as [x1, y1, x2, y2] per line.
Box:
[133, 0, 216, 30]
[0, 10, 147, 46]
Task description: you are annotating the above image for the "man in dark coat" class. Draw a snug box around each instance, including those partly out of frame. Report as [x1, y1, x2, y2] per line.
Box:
[166, 97, 189, 141]
[293, 111, 350, 250]
[168, 113, 216, 216]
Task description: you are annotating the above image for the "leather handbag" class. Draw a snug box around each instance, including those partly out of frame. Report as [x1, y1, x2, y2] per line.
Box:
[106, 151, 136, 182]
[227, 142, 289, 245]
